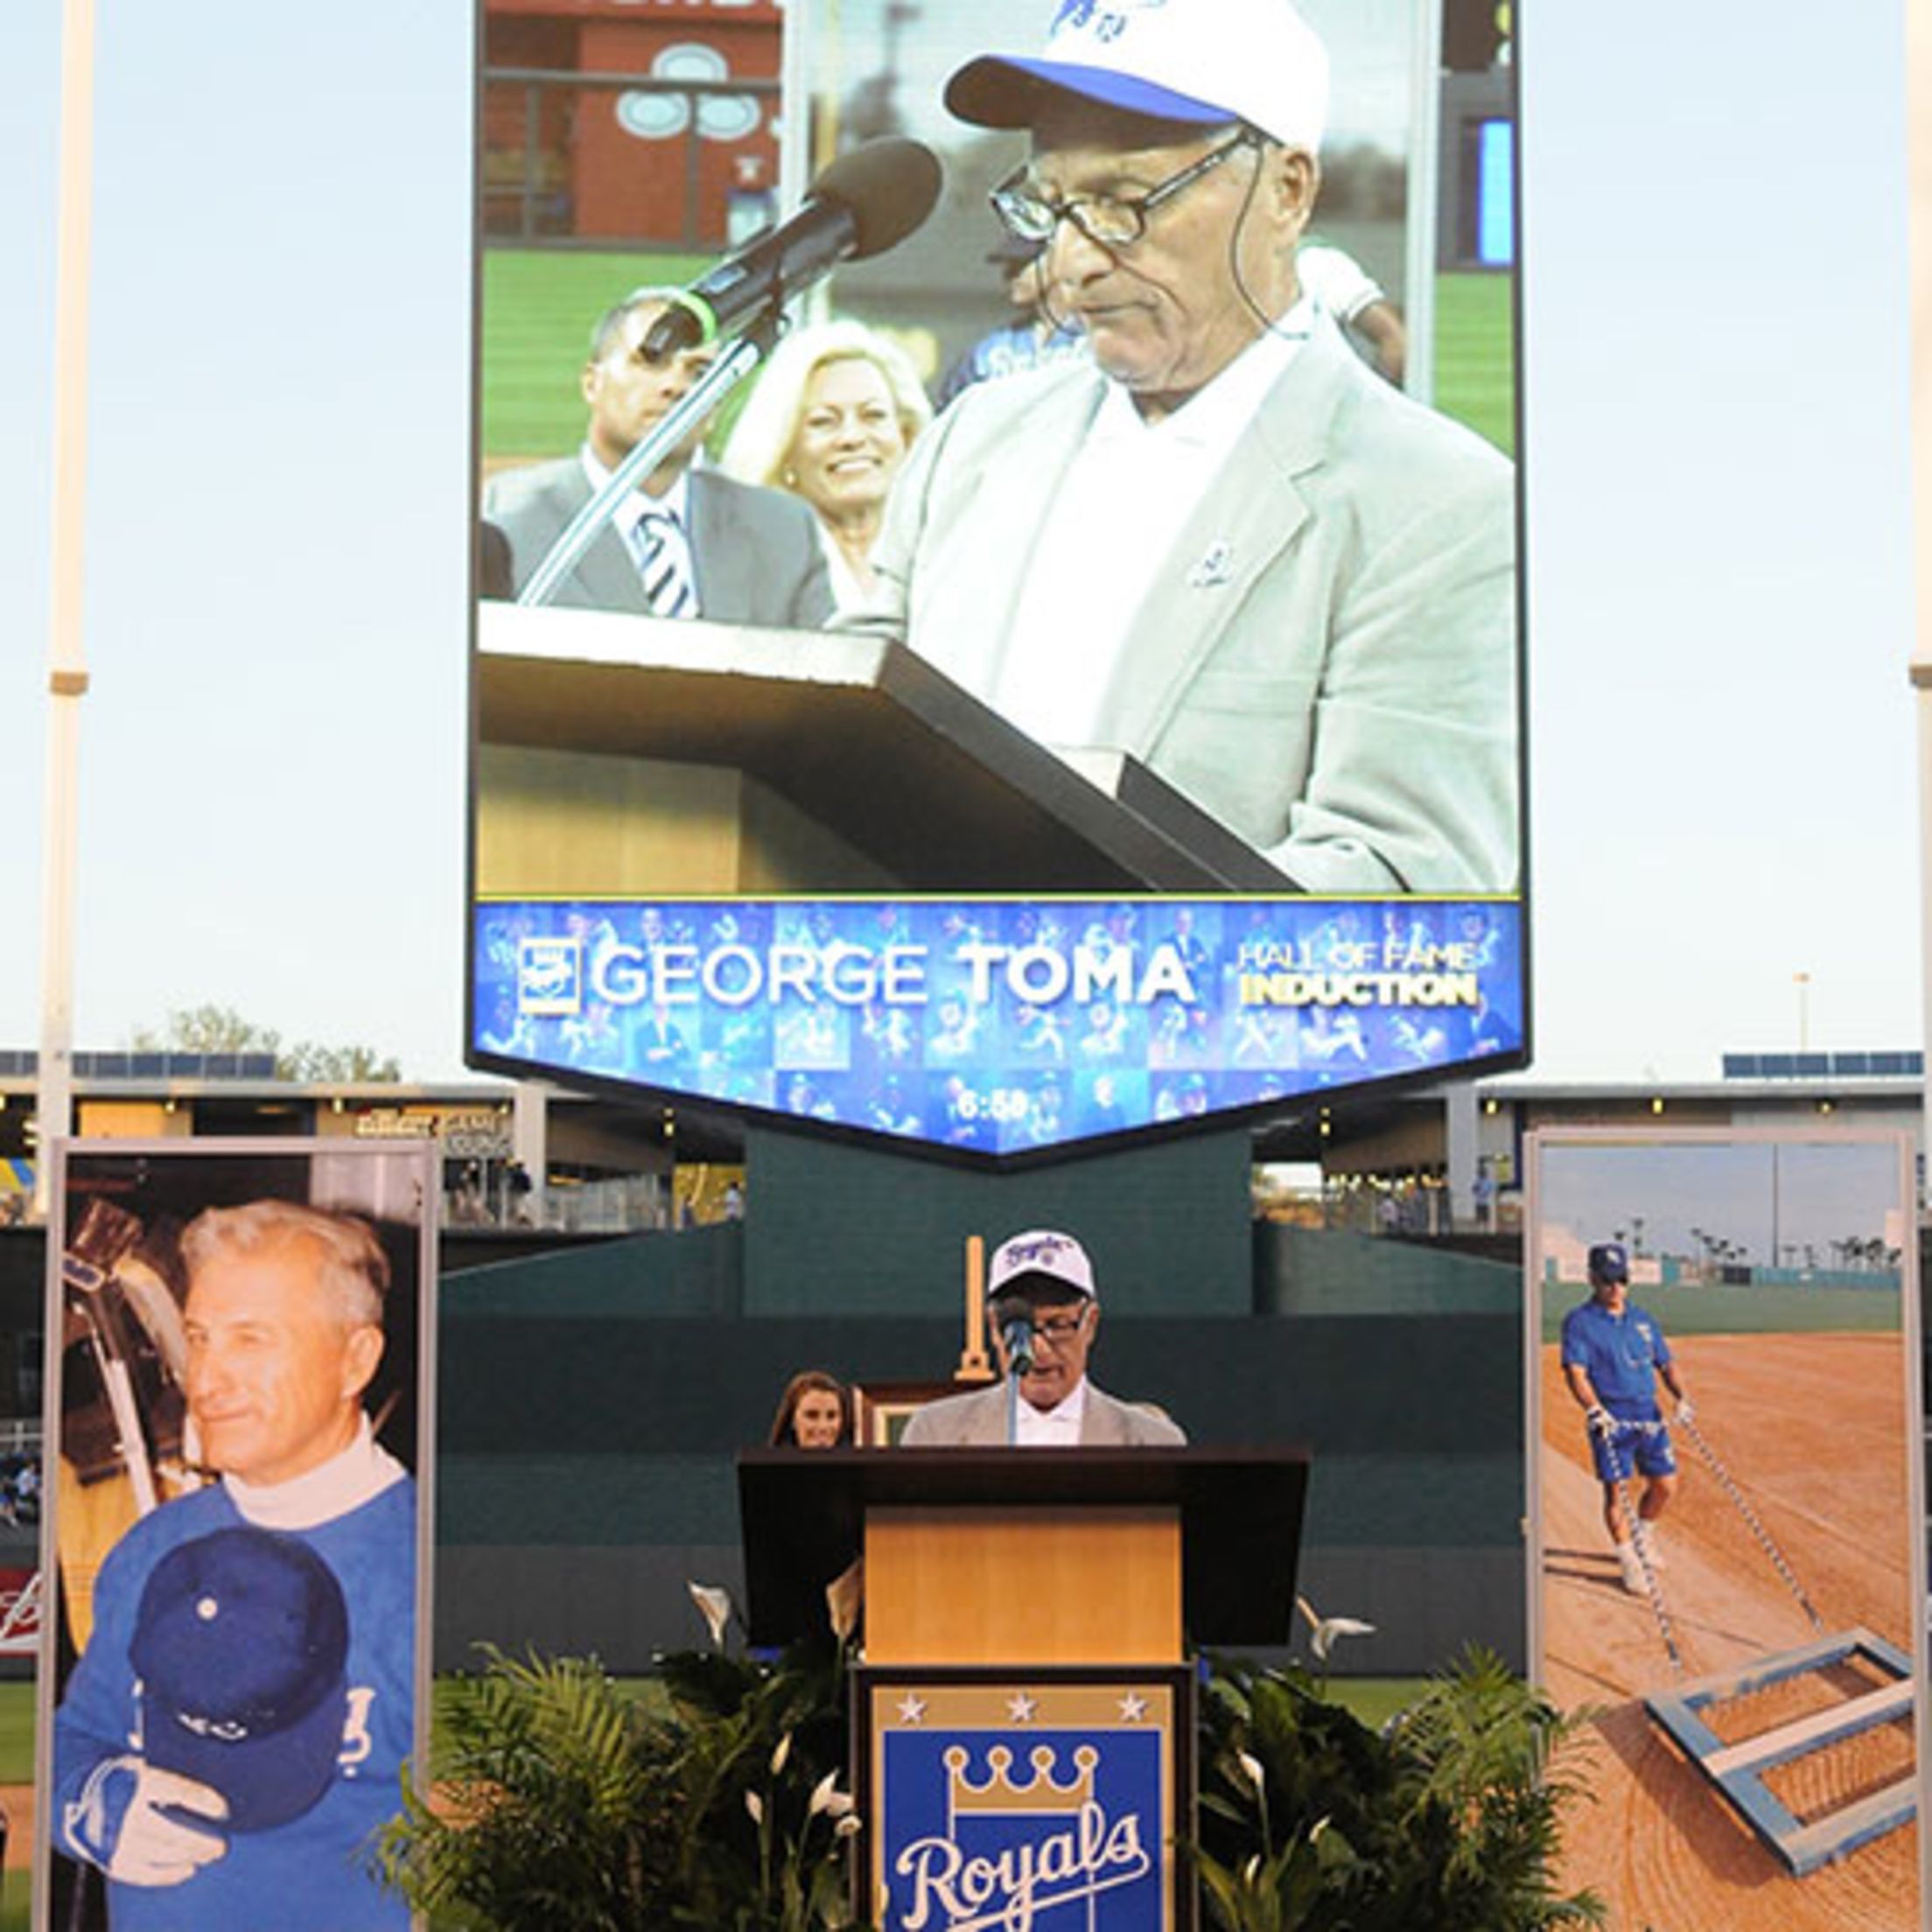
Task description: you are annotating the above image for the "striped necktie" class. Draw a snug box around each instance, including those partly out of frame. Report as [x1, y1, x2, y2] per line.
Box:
[636, 509, 696, 619]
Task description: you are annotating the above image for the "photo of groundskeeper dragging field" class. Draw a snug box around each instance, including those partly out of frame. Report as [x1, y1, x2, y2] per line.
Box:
[1526, 1129, 1928, 1930]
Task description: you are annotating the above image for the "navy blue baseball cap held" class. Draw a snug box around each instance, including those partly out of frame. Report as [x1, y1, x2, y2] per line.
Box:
[130, 1527, 350, 1832]
[1587, 1242, 1630, 1283]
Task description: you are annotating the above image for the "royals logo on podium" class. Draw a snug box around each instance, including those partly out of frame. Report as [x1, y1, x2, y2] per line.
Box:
[864, 1677, 1182, 1930]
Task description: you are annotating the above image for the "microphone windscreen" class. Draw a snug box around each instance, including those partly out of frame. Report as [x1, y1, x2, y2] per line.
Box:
[811, 138, 944, 259]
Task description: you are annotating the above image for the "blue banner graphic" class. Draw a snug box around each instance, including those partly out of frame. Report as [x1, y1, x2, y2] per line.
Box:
[868, 1681, 1177, 1930]
[473, 895, 1523, 1156]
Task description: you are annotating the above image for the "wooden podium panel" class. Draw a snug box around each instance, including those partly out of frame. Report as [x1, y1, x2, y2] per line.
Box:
[737, 1447, 1309, 1653]
[865, 1503, 1182, 1665]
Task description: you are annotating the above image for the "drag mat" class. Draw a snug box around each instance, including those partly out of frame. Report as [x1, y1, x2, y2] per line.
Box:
[1538, 1332, 1918, 1928]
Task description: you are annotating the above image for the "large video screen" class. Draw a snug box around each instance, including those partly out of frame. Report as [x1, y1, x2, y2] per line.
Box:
[467, 0, 1526, 1157]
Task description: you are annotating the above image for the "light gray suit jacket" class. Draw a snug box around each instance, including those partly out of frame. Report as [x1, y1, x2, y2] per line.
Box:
[899, 1381, 1186, 1448]
[858, 313, 1517, 892]
[483, 458, 834, 629]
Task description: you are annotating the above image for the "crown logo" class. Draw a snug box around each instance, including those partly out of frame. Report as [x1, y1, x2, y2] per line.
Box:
[945, 1744, 1097, 1816]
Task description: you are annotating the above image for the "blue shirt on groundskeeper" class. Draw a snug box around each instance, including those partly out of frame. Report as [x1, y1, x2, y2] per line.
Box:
[1560, 1298, 1673, 1419]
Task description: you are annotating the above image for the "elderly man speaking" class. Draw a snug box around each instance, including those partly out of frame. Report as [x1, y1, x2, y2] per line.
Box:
[902, 1229, 1185, 1446]
[859, 0, 1517, 895]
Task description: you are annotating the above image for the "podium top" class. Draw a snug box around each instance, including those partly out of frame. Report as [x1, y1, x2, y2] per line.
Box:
[737, 1446, 1309, 1651]
[479, 601, 1293, 892]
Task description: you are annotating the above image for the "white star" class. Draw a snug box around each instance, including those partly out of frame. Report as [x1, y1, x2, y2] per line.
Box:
[1006, 1693, 1037, 1723]
[895, 1695, 927, 1726]
[1116, 1693, 1148, 1722]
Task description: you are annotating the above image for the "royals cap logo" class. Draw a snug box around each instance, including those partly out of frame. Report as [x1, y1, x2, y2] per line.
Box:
[516, 936, 584, 1018]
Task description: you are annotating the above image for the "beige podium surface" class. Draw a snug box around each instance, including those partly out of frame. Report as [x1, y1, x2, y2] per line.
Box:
[864, 1502, 1182, 1666]
[477, 599, 1295, 894]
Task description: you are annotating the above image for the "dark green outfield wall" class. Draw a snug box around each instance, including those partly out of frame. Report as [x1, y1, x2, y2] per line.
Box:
[4, 1150, 1536, 1677]
[738, 1124, 1256, 1317]
[437, 1148, 1530, 1674]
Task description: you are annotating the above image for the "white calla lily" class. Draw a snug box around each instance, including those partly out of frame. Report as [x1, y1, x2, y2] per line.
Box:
[687, 1581, 734, 1649]
[1296, 1593, 1376, 1662]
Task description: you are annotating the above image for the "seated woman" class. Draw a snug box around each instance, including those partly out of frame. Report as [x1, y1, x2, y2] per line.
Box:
[721, 322, 932, 607]
[768, 1369, 852, 1448]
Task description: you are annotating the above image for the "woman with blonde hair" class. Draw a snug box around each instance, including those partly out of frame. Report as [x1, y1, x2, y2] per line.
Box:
[721, 320, 931, 606]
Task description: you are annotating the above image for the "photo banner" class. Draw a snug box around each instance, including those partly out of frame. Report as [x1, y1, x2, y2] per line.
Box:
[36, 1139, 438, 1932]
[1524, 1129, 1928, 1928]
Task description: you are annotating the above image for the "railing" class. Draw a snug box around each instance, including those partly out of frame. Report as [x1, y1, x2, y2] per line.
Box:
[444, 1172, 677, 1235]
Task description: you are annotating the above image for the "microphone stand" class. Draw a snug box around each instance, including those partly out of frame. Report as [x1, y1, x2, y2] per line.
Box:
[1003, 1324, 1032, 1446]
[514, 305, 784, 610]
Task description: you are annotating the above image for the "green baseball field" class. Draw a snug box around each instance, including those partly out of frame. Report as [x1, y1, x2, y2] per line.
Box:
[479, 248, 1516, 463]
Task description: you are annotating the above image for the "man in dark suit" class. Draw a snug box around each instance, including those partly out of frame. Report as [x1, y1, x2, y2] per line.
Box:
[902, 1229, 1185, 1446]
[483, 289, 833, 626]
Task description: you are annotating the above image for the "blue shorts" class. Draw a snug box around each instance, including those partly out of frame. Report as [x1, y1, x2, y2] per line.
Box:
[1589, 1415, 1676, 1485]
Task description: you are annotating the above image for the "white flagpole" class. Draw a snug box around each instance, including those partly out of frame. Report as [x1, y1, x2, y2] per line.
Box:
[37, 0, 98, 1219]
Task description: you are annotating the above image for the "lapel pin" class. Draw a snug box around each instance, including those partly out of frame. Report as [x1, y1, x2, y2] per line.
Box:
[1186, 541, 1233, 589]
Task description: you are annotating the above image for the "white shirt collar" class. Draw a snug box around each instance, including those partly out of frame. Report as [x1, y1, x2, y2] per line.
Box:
[1088, 296, 1312, 452]
[1012, 1375, 1088, 1446]
[224, 1415, 407, 1530]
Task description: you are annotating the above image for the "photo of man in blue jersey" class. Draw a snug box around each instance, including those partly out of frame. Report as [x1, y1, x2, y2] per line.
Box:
[51, 1197, 418, 1930]
[1560, 1241, 1693, 1595]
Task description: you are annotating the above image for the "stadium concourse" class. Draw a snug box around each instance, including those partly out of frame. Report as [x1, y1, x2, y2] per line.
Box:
[0, 1046, 1921, 1238]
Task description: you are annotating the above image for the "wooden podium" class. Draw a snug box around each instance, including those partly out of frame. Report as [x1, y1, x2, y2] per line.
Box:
[865, 1499, 1181, 1665]
[738, 1448, 1307, 1929]
[736, 1446, 1310, 1658]
[478, 601, 1296, 895]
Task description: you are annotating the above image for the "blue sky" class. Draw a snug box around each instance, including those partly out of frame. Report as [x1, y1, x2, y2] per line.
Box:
[1537, 1138, 1908, 1265]
[0, 2, 1919, 1086]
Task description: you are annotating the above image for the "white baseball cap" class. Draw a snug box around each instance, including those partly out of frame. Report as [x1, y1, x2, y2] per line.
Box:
[946, 0, 1330, 153]
[988, 1228, 1097, 1301]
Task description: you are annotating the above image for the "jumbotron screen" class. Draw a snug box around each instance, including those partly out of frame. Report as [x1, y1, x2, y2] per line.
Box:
[466, 0, 1526, 1159]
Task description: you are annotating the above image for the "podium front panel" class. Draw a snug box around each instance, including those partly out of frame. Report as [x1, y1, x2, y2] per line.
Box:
[864, 1504, 1182, 1665]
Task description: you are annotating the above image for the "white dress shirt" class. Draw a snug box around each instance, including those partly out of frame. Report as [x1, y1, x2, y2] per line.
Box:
[1011, 1376, 1088, 1446]
[990, 304, 1312, 748]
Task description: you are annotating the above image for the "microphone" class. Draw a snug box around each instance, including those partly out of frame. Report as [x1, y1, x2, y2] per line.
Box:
[642, 138, 943, 360]
[1001, 1312, 1036, 1377]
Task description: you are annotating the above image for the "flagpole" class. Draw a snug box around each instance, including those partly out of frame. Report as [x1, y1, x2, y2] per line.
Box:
[37, 0, 98, 1219]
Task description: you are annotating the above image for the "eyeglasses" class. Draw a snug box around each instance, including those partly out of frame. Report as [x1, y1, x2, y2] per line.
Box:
[1007, 1312, 1088, 1343]
[990, 130, 1259, 251]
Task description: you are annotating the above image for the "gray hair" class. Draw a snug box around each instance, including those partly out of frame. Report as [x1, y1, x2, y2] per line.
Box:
[180, 1200, 388, 1330]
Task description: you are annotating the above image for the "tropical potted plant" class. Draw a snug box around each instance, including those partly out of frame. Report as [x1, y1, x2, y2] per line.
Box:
[1193, 1645, 1606, 1930]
